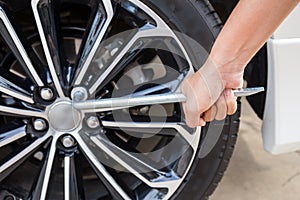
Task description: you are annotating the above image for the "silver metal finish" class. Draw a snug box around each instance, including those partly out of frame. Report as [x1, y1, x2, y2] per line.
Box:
[39, 135, 59, 200]
[90, 135, 182, 192]
[33, 119, 47, 131]
[74, 134, 131, 200]
[101, 121, 198, 149]
[62, 135, 75, 148]
[40, 88, 54, 101]
[73, 0, 114, 86]
[0, 105, 45, 118]
[31, 0, 65, 97]
[86, 116, 100, 129]
[232, 87, 265, 97]
[0, 133, 50, 174]
[73, 93, 185, 113]
[71, 87, 88, 102]
[88, 27, 176, 95]
[64, 156, 71, 200]
[0, 76, 34, 104]
[0, 7, 44, 87]
[0, 126, 26, 147]
[74, 87, 265, 113]
[122, 72, 184, 99]
[48, 101, 81, 132]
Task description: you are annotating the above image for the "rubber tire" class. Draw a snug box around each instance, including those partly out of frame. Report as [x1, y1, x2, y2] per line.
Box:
[141, 0, 241, 199]
[0, 0, 240, 199]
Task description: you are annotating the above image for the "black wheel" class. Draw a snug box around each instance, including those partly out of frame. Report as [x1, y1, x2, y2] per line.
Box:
[0, 0, 240, 199]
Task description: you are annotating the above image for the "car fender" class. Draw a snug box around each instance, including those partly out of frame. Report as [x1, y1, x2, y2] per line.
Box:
[263, 4, 300, 154]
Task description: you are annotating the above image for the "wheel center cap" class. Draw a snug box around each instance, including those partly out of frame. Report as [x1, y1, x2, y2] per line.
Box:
[48, 101, 81, 132]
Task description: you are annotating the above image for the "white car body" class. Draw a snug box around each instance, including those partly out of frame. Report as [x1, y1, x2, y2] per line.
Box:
[263, 4, 300, 154]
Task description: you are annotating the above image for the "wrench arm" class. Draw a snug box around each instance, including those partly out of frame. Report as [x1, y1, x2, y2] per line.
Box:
[73, 87, 264, 113]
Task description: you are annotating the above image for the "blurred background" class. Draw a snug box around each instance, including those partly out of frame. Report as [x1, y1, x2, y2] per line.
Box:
[211, 98, 300, 200]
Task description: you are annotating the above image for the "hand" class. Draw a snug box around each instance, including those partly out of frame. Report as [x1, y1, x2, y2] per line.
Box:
[181, 60, 241, 128]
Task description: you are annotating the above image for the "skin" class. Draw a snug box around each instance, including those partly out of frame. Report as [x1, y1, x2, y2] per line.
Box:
[181, 0, 300, 128]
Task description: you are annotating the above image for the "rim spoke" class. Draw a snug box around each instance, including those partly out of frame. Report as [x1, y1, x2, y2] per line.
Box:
[74, 134, 131, 200]
[37, 136, 57, 200]
[73, 0, 114, 87]
[87, 27, 174, 95]
[90, 135, 182, 191]
[0, 133, 50, 181]
[0, 125, 26, 148]
[0, 76, 34, 104]
[0, 105, 45, 118]
[102, 121, 199, 149]
[31, 0, 65, 97]
[64, 156, 71, 200]
[0, 7, 44, 87]
[126, 75, 185, 97]
[64, 155, 79, 200]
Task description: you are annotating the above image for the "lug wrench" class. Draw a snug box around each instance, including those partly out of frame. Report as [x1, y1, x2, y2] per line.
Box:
[73, 87, 264, 113]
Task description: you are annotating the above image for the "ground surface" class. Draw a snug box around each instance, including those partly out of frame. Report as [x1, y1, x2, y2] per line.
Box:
[211, 98, 300, 200]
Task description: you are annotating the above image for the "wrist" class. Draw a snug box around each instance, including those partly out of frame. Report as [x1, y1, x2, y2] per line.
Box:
[207, 54, 245, 89]
[196, 59, 225, 103]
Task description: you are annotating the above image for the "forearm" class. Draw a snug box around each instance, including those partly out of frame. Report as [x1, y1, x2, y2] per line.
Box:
[210, 0, 299, 88]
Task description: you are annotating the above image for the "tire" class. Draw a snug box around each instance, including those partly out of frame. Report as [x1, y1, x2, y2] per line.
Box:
[0, 0, 240, 200]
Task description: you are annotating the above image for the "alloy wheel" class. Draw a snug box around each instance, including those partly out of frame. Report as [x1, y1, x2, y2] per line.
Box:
[0, 0, 201, 199]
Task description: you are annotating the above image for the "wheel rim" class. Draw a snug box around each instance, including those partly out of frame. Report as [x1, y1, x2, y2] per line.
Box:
[0, 0, 201, 199]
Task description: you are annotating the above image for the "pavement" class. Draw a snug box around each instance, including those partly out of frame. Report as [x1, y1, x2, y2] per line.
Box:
[211, 98, 300, 200]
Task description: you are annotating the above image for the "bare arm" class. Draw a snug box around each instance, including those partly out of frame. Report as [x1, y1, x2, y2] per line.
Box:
[181, 0, 299, 127]
[213, 0, 299, 87]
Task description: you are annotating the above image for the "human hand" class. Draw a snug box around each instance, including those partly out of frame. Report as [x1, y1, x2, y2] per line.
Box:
[181, 59, 241, 128]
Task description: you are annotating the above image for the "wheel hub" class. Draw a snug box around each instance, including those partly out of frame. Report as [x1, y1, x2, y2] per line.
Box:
[48, 101, 82, 132]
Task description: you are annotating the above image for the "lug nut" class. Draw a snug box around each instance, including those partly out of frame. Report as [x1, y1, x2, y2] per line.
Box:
[40, 88, 54, 101]
[86, 116, 100, 129]
[62, 135, 75, 148]
[33, 119, 47, 131]
[73, 91, 85, 101]
[71, 87, 88, 102]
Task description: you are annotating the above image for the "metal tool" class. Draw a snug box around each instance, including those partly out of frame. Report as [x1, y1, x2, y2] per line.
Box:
[73, 87, 264, 113]
[231, 87, 265, 97]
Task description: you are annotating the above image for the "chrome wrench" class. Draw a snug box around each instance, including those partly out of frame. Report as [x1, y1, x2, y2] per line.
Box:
[73, 87, 264, 113]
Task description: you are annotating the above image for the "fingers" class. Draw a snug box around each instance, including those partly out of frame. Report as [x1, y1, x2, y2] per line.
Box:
[224, 88, 238, 115]
[203, 105, 217, 122]
[202, 89, 238, 123]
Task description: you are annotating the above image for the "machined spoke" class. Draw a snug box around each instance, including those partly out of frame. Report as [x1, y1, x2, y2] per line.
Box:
[64, 155, 79, 200]
[74, 134, 131, 200]
[126, 73, 186, 97]
[73, 0, 114, 86]
[102, 121, 199, 149]
[0, 133, 50, 177]
[0, 125, 26, 148]
[0, 105, 45, 118]
[0, 7, 44, 87]
[90, 135, 182, 191]
[38, 135, 58, 200]
[31, 0, 65, 97]
[0, 76, 34, 104]
[88, 27, 175, 95]
[64, 156, 71, 200]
